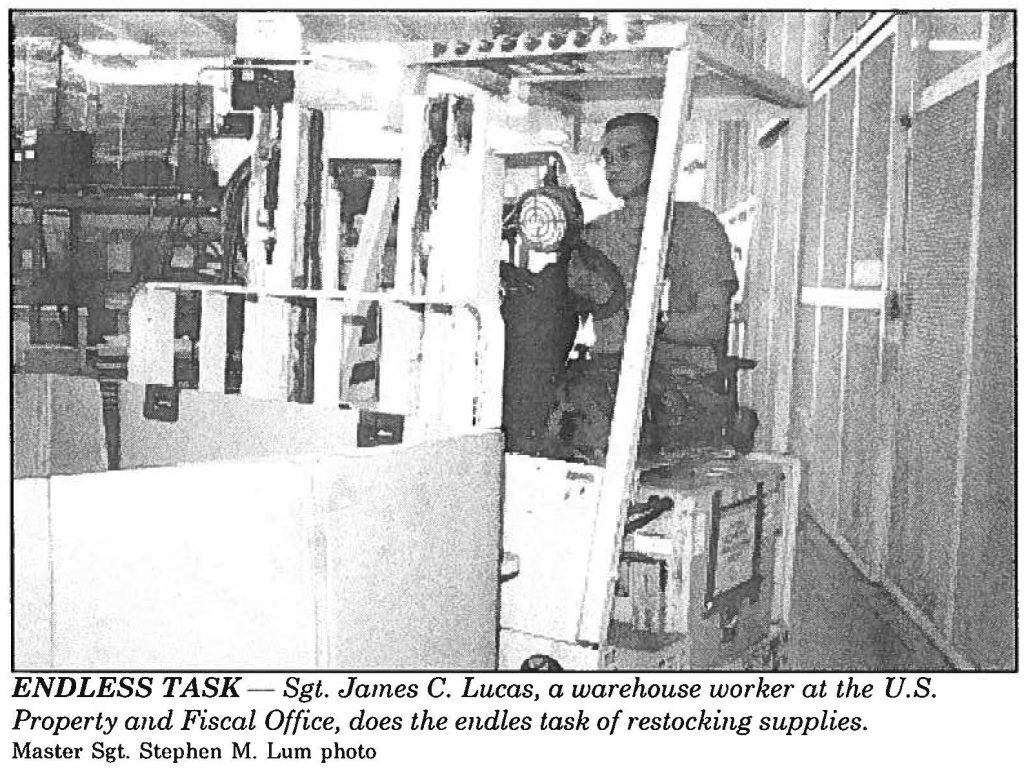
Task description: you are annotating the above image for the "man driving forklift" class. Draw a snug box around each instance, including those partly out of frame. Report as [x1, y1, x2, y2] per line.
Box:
[548, 112, 742, 461]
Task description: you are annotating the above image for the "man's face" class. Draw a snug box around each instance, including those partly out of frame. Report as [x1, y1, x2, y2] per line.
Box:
[600, 125, 655, 200]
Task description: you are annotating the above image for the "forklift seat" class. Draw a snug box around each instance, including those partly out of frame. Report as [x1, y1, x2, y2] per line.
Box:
[718, 353, 758, 452]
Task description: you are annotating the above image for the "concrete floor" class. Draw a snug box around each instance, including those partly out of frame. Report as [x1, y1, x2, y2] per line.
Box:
[786, 516, 952, 671]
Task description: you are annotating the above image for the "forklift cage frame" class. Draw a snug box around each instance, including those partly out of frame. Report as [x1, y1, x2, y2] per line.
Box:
[408, 21, 810, 648]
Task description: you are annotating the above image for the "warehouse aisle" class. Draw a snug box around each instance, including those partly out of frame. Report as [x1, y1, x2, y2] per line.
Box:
[786, 516, 952, 671]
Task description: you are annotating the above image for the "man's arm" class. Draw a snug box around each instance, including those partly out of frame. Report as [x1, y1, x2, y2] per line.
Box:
[659, 202, 738, 347]
[568, 241, 627, 320]
[657, 282, 733, 347]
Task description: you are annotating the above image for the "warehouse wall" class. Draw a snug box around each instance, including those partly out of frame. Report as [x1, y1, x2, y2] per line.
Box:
[953, 62, 1014, 668]
[887, 16, 1014, 669]
[769, 11, 1015, 669]
[734, 12, 808, 452]
[785, 18, 906, 569]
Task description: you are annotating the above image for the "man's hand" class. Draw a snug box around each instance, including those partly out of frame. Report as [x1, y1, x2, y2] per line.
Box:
[568, 242, 627, 320]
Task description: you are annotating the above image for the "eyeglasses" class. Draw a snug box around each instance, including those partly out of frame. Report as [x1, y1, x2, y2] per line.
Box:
[598, 143, 653, 168]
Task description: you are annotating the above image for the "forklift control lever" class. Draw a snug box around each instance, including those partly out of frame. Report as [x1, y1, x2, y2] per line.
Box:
[624, 495, 674, 534]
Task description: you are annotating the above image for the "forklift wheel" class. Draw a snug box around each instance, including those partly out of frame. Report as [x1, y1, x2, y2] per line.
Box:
[520, 654, 563, 672]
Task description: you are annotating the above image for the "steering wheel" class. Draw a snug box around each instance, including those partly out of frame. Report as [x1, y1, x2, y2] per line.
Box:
[507, 184, 627, 321]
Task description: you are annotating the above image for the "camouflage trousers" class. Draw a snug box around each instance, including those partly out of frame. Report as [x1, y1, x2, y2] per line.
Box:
[543, 354, 731, 463]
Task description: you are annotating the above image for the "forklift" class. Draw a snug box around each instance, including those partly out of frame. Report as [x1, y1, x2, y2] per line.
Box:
[125, 15, 809, 669]
[400, 19, 810, 670]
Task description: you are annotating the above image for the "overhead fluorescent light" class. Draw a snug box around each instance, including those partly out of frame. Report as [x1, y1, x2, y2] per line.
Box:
[80, 39, 152, 58]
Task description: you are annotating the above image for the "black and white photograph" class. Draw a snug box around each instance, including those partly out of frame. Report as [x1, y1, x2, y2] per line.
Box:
[4, 6, 1018, 755]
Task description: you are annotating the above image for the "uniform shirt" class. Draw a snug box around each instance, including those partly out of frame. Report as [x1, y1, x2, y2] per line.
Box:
[570, 199, 738, 375]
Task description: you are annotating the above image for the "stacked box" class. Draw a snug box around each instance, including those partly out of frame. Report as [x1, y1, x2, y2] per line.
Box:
[636, 458, 787, 670]
[93, 84, 216, 188]
[13, 38, 99, 135]
[499, 453, 797, 671]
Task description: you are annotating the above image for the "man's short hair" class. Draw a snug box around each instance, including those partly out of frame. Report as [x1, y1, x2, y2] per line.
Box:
[604, 113, 659, 153]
